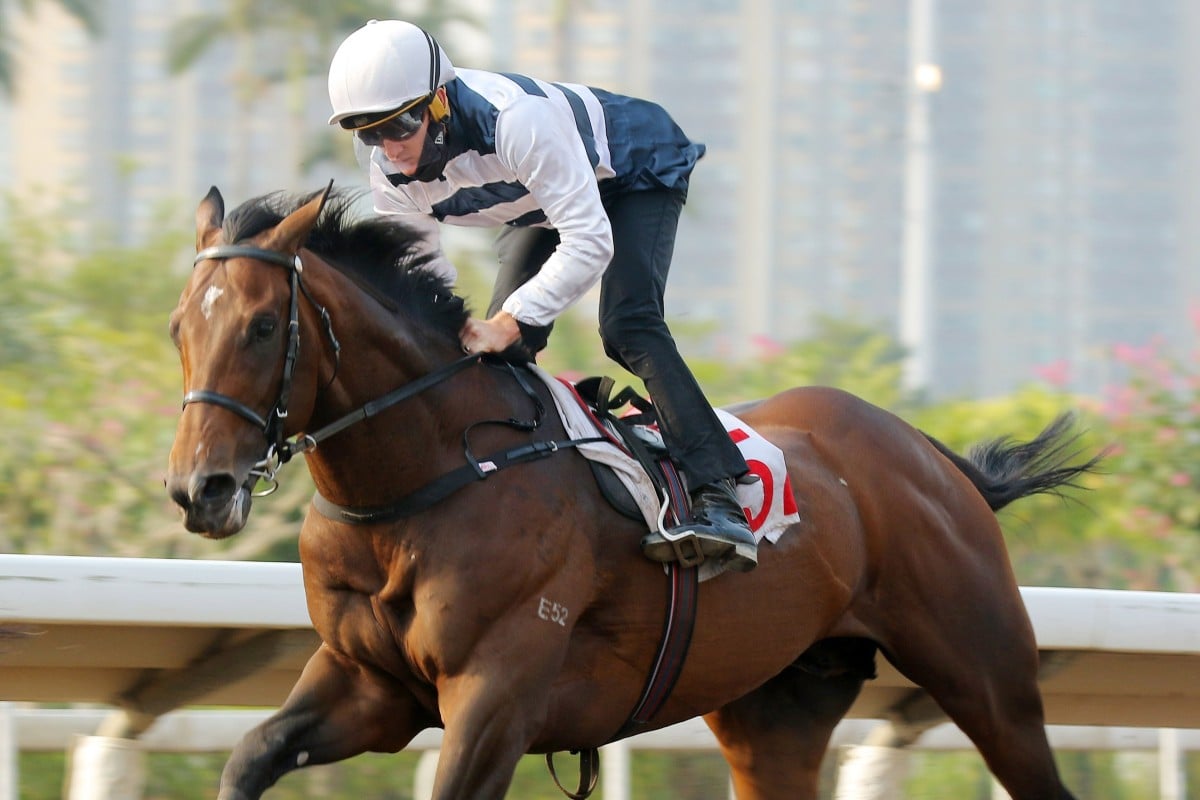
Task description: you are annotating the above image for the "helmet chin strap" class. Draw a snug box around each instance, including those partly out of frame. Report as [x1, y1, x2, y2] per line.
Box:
[409, 119, 450, 182]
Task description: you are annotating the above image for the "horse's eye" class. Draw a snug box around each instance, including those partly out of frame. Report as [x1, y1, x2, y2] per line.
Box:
[250, 315, 278, 343]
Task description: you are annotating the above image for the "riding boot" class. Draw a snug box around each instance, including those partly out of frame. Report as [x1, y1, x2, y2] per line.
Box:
[641, 478, 758, 572]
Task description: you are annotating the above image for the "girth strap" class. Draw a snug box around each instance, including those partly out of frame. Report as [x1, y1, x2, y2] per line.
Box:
[565, 376, 703, 740]
[611, 458, 699, 741]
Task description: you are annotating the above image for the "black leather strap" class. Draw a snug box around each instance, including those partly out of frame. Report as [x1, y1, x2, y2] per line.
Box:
[181, 389, 269, 430]
[311, 434, 606, 524]
[195, 244, 297, 270]
[545, 748, 599, 800]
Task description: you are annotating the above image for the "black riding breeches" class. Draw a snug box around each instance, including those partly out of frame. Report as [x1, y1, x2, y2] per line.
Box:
[491, 190, 748, 490]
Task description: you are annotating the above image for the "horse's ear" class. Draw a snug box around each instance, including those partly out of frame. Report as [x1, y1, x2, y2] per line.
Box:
[264, 180, 334, 255]
[196, 186, 224, 250]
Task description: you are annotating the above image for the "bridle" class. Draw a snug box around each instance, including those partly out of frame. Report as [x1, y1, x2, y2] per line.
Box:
[182, 243, 480, 495]
[182, 245, 328, 493]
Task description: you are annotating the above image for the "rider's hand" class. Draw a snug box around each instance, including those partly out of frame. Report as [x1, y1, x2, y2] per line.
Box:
[460, 312, 521, 354]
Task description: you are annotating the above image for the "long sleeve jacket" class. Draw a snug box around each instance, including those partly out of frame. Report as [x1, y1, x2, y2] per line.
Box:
[365, 68, 704, 326]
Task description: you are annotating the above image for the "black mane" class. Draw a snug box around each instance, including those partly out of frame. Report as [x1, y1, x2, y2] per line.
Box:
[223, 188, 470, 343]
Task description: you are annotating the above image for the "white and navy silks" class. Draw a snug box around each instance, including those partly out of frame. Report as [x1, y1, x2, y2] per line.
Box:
[360, 68, 749, 490]
[359, 68, 705, 329]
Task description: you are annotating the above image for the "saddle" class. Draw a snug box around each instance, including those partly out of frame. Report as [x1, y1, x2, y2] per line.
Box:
[570, 376, 676, 526]
[531, 366, 800, 572]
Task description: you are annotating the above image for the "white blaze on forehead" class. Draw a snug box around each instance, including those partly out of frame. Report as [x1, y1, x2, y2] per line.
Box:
[201, 285, 225, 320]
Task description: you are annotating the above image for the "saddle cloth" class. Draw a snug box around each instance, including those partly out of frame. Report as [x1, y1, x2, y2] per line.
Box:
[529, 365, 800, 545]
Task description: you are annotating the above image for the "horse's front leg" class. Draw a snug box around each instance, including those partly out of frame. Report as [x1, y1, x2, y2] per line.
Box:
[218, 644, 434, 800]
[427, 680, 555, 800]
[426, 619, 577, 800]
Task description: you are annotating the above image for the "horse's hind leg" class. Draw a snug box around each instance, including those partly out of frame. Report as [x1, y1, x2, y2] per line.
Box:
[703, 655, 868, 800]
[879, 580, 1076, 800]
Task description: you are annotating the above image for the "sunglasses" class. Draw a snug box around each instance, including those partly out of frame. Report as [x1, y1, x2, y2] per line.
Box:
[348, 100, 429, 146]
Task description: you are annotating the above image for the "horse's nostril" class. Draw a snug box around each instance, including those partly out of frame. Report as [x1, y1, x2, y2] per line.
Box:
[199, 473, 238, 503]
[170, 485, 191, 511]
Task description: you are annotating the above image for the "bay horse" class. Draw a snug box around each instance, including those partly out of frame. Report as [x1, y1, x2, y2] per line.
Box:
[166, 184, 1096, 800]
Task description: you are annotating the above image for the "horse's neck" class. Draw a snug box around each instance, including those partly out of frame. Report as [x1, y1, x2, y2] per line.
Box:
[299, 282, 526, 506]
[308, 362, 528, 506]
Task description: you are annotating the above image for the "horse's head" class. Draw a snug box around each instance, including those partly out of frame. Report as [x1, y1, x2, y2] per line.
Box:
[165, 185, 330, 538]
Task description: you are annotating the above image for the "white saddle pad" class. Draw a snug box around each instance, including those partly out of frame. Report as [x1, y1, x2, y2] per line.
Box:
[530, 365, 801, 545]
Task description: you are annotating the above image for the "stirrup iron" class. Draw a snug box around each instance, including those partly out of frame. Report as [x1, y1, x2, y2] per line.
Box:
[652, 488, 706, 568]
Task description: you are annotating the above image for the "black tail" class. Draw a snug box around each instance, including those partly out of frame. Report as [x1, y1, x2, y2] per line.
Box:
[924, 413, 1104, 512]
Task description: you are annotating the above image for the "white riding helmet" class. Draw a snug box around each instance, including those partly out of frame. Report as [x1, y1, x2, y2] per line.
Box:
[327, 19, 456, 127]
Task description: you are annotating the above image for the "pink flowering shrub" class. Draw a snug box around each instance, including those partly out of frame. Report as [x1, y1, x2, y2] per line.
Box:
[1080, 327, 1200, 590]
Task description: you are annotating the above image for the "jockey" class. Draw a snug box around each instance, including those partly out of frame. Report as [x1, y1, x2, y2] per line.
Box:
[326, 19, 756, 572]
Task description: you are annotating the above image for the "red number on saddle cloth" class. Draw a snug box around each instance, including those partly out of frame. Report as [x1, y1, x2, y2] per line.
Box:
[728, 427, 799, 533]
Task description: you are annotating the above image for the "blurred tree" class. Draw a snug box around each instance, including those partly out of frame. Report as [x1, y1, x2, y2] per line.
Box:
[904, 751, 993, 800]
[1076, 335, 1200, 591]
[165, 1, 480, 191]
[0, 0, 99, 96]
[0, 193, 190, 555]
[0, 191, 500, 561]
[910, 387, 1118, 588]
[912, 337, 1200, 591]
[17, 750, 66, 799]
[686, 315, 914, 410]
[552, 0, 589, 81]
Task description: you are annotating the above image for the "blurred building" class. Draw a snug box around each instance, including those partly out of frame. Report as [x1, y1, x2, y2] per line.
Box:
[929, 1, 1200, 396]
[3, 0, 339, 245]
[3, 0, 1199, 398]
[492, 0, 1200, 398]
[490, 0, 911, 369]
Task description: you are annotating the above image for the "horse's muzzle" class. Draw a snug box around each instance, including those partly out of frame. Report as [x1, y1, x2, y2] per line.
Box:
[167, 470, 253, 538]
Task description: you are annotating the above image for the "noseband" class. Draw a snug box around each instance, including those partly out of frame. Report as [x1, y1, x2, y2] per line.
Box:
[183, 244, 337, 493]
